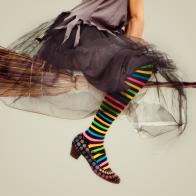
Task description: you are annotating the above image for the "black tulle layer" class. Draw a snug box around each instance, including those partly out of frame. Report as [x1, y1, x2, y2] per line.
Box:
[0, 12, 192, 137]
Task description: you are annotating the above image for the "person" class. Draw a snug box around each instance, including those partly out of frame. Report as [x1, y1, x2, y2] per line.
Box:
[0, 0, 195, 184]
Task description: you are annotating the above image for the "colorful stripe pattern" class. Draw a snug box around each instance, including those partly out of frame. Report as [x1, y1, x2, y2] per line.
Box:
[83, 64, 154, 171]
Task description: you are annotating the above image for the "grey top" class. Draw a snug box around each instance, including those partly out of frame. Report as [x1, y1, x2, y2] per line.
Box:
[53, 0, 131, 47]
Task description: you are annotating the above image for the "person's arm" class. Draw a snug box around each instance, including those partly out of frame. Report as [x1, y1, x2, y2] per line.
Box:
[125, 0, 144, 39]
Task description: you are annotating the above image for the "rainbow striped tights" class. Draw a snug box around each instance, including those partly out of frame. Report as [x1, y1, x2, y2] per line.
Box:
[82, 64, 154, 171]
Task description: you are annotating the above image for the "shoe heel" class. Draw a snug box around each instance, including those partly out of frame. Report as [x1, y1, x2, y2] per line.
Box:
[70, 144, 81, 159]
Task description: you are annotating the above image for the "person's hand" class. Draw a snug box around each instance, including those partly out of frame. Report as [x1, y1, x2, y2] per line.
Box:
[124, 27, 146, 45]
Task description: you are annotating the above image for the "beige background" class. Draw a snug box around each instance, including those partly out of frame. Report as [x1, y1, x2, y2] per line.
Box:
[0, 0, 196, 195]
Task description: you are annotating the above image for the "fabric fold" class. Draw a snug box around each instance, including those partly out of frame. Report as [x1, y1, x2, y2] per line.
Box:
[50, 12, 125, 48]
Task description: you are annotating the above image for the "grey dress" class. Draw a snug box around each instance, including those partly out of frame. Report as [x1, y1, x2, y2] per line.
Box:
[52, 0, 131, 47]
[34, 0, 155, 93]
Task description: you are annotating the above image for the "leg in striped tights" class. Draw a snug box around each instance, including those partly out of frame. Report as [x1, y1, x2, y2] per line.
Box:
[82, 64, 154, 172]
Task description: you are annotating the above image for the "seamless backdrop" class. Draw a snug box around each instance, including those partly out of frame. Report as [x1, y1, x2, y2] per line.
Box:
[0, 0, 196, 196]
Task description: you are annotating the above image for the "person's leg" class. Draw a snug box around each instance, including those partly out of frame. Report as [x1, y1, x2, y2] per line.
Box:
[71, 64, 154, 183]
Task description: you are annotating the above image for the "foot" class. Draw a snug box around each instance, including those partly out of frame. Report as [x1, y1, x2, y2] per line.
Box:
[70, 132, 120, 184]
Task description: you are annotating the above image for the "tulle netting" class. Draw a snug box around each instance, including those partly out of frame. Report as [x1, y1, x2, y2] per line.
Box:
[0, 13, 195, 138]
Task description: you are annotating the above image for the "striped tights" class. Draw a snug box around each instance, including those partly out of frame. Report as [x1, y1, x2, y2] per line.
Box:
[82, 64, 154, 171]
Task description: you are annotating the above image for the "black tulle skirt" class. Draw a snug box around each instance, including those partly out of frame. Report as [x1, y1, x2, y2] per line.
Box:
[0, 11, 195, 137]
[34, 19, 158, 93]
